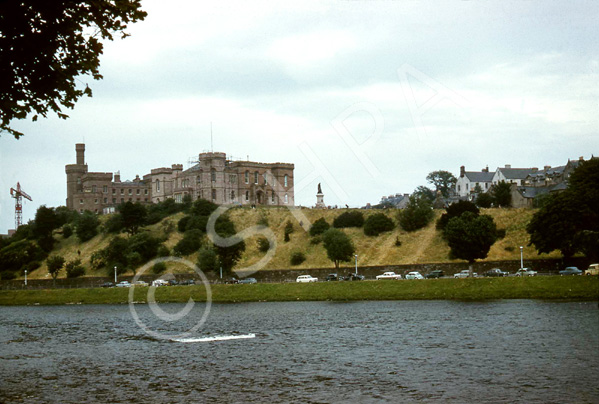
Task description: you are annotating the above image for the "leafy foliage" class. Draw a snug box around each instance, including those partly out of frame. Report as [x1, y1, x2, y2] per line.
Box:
[152, 262, 167, 274]
[211, 216, 245, 274]
[444, 212, 498, 263]
[119, 202, 147, 234]
[0, 239, 45, 274]
[290, 251, 306, 266]
[65, 259, 85, 278]
[197, 247, 218, 272]
[284, 221, 294, 242]
[333, 211, 365, 228]
[364, 213, 395, 236]
[322, 228, 355, 269]
[76, 211, 99, 242]
[436, 200, 480, 232]
[190, 198, 218, 217]
[398, 195, 434, 232]
[475, 192, 494, 208]
[309, 218, 330, 236]
[46, 255, 66, 283]
[62, 224, 73, 239]
[412, 186, 435, 204]
[426, 170, 457, 198]
[490, 181, 512, 207]
[257, 237, 270, 253]
[1, 1, 147, 138]
[173, 230, 204, 256]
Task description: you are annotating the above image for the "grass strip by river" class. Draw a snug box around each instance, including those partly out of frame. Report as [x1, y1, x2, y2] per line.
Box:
[1, 277, 597, 305]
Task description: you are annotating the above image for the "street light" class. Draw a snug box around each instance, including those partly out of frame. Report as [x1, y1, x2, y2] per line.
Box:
[114, 266, 117, 283]
[520, 246, 524, 269]
[354, 254, 358, 275]
[24, 269, 27, 286]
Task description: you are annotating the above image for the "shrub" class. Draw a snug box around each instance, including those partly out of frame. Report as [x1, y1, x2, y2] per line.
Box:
[310, 235, 322, 245]
[104, 214, 123, 233]
[398, 195, 434, 232]
[76, 211, 99, 242]
[309, 218, 330, 236]
[173, 229, 203, 256]
[333, 211, 364, 228]
[62, 224, 73, 239]
[128, 232, 160, 261]
[257, 237, 270, 252]
[290, 251, 306, 265]
[156, 245, 170, 257]
[475, 192, 493, 208]
[177, 216, 191, 233]
[395, 237, 402, 247]
[284, 221, 294, 242]
[65, 259, 85, 278]
[185, 215, 209, 233]
[190, 198, 218, 217]
[152, 262, 167, 274]
[197, 247, 218, 272]
[364, 213, 395, 236]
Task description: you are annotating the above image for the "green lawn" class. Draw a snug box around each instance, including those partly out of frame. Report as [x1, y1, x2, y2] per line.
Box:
[1, 276, 597, 305]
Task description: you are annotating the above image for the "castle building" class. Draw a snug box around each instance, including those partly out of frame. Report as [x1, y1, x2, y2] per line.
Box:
[65, 144, 294, 213]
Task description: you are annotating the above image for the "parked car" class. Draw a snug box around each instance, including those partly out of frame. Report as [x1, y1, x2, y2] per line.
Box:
[425, 270, 444, 279]
[239, 277, 257, 284]
[454, 270, 477, 278]
[325, 273, 339, 281]
[376, 272, 402, 280]
[167, 279, 179, 286]
[585, 263, 599, 276]
[405, 271, 424, 279]
[180, 279, 196, 285]
[344, 273, 365, 281]
[296, 275, 318, 283]
[559, 267, 582, 276]
[115, 281, 131, 288]
[484, 268, 508, 277]
[515, 268, 537, 277]
[132, 280, 149, 287]
[151, 279, 169, 287]
[225, 278, 239, 284]
[100, 282, 114, 288]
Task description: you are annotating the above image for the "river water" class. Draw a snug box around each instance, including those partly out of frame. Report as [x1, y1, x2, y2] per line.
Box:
[1, 300, 597, 403]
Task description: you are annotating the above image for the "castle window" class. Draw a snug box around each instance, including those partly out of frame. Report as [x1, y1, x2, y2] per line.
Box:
[94, 199, 98, 204]
[231, 190, 235, 200]
[128, 189, 132, 195]
[112, 189, 116, 194]
[144, 189, 148, 195]
[103, 185, 108, 193]
[121, 189, 124, 195]
[136, 189, 140, 195]
[211, 189, 216, 201]
[229, 174, 237, 184]
[271, 192, 275, 203]
[92, 185, 97, 193]
[284, 175, 288, 187]
[211, 168, 216, 182]
[245, 171, 249, 184]
[264, 173, 268, 185]
[458, 185, 461, 192]
[245, 191, 249, 201]
[103, 198, 107, 203]
[156, 179, 160, 191]
[197, 175, 201, 184]
[254, 172, 259, 184]
[80, 199, 83, 204]
[284, 194, 288, 204]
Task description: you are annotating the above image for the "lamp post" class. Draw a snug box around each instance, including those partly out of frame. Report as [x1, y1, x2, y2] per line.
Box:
[354, 254, 358, 275]
[24, 270, 27, 286]
[520, 246, 524, 269]
[114, 266, 117, 283]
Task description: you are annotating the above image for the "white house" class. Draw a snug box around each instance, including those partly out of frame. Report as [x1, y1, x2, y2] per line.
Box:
[455, 166, 494, 198]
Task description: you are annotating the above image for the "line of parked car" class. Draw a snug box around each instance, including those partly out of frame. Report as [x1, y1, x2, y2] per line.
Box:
[100, 279, 196, 288]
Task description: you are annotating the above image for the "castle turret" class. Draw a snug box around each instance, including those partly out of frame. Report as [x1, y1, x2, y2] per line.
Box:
[65, 143, 88, 209]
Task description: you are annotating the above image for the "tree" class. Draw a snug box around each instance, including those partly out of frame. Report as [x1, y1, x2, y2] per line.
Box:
[1, 1, 147, 138]
[322, 228, 355, 269]
[444, 212, 498, 264]
[412, 186, 435, 204]
[364, 213, 395, 236]
[398, 195, 434, 232]
[76, 211, 99, 242]
[333, 211, 365, 228]
[426, 170, 457, 198]
[491, 181, 512, 207]
[190, 198, 218, 217]
[32, 205, 58, 252]
[475, 192, 493, 208]
[65, 259, 85, 278]
[290, 251, 306, 266]
[46, 255, 65, 286]
[309, 218, 330, 236]
[197, 247, 218, 273]
[173, 229, 204, 256]
[103, 236, 130, 271]
[436, 200, 479, 232]
[119, 202, 147, 235]
[212, 216, 245, 274]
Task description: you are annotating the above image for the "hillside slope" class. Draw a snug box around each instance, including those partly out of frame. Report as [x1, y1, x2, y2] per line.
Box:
[27, 207, 560, 279]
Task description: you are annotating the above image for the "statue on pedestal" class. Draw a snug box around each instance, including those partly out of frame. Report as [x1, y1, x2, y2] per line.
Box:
[315, 183, 325, 208]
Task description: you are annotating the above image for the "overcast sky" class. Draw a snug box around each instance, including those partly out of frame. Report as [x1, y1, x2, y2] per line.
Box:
[1, 0, 598, 233]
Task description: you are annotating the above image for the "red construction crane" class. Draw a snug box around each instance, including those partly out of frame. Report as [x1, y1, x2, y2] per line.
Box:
[10, 183, 32, 229]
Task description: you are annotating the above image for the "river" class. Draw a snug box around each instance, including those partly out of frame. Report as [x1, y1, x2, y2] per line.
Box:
[1, 300, 597, 403]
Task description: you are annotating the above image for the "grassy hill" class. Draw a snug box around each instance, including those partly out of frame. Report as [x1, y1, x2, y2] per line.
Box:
[25, 207, 560, 280]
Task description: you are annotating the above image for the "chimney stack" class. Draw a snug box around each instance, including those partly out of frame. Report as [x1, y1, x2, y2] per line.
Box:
[75, 143, 85, 165]
[460, 166, 465, 177]
[114, 171, 121, 183]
